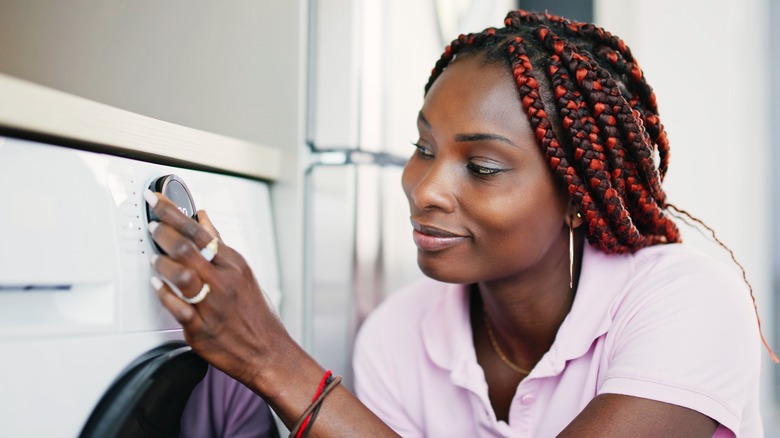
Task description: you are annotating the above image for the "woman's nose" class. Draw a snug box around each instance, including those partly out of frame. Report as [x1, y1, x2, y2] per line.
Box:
[403, 160, 457, 213]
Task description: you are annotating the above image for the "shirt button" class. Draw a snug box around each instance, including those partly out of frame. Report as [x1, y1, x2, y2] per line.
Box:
[520, 393, 536, 405]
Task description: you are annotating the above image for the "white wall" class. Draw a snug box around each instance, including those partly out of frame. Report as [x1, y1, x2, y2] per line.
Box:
[595, 0, 777, 432]
[0, 1, 301, 148]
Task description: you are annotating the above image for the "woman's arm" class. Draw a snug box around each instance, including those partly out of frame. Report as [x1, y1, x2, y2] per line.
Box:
[559, 394, 716, 437]
[146, 191, 398, 437]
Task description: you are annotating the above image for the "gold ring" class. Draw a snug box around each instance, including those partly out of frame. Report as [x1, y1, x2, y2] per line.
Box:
[182, 282, 210, 304]
[200, 237, 219, 262]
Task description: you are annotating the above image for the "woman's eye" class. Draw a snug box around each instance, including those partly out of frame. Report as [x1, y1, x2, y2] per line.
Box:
[412, 142, 433, 158]
[467, 162, 504, 176]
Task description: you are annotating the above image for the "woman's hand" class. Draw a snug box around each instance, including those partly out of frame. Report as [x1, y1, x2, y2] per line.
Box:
[145, 189, 289, 389]
[144, 189, 398, 436]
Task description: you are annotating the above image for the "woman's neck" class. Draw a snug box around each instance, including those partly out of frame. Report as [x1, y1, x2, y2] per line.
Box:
[474, 231, 584, 364]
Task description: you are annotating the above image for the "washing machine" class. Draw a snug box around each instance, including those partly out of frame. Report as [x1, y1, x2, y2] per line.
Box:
[0, 74, 282, 436]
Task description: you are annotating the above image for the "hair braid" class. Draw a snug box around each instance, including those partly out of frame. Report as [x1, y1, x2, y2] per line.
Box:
[565, 22, 673, 181]
[556, 28, 678, 243]
[535, 27, 643, 252]
[532, 15, 669, 199]
[538, 30, 678, 245]
[518, 11, 673, 183]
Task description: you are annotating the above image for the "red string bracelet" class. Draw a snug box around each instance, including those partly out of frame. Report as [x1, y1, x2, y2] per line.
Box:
[291, 370, 333, 438]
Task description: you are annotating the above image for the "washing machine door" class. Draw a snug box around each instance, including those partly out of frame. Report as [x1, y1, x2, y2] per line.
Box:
[80, 342, 280, 438]
[80, 342, 207, 437]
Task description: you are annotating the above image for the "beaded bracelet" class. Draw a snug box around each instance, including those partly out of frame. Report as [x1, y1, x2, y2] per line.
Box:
[289, 370, 342, 438]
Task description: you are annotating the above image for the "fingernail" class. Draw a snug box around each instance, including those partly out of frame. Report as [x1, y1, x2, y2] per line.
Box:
[150, 276, 163, 290]
[150, 254, 158, 265]
[148, 221, 158, 233]
[144, 189, 158, 207]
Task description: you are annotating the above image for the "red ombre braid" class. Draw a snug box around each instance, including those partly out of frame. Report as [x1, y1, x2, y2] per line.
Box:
[537, 27, 677, 246]
[538, 30, 644, 252]
[562, 19, 672, 181]
[508, 35, 630, 252]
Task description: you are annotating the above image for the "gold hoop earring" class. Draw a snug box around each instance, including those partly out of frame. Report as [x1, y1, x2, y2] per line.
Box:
[569, 212, 581, 289]
[569, 220, 574, 289]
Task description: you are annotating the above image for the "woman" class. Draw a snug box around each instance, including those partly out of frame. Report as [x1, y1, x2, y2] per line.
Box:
[148, 9, 765, 437]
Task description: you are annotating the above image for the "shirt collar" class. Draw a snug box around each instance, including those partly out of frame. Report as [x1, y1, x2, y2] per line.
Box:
[539, 244, 635, 375]
[420, 243, 635, 376]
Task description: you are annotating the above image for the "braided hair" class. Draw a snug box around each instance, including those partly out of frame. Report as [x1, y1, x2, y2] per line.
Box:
[425, 9, 678, 255]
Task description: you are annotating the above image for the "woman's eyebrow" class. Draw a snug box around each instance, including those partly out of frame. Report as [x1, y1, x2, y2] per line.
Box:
[419, 111, 517, 147]
[454, 133, 517, 147]
[418, 111, 431, 128]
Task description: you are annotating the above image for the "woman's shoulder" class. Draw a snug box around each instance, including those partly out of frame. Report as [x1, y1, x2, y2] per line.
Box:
[578, 242, 759, 356]
[625, 243, 750, 302]
[582, 242, 752, 318]
[632, 241, 737, 269]
[603, 242, 759, 353]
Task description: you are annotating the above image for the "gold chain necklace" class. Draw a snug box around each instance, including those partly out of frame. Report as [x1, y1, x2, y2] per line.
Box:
[483, 309, 531, 375]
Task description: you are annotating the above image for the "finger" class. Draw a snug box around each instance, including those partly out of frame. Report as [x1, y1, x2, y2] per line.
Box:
[147, 208, 226, 322]
[151, 275, 199, 327]
[195, 210, 229, 263]
[152, 253, 213, 302]
[149, 220, 216, 272]
[145, 190, 221, 262]
[197, 210, 221, 240]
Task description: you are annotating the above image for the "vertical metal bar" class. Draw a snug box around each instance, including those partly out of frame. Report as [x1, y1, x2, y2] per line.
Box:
[302, 164, 314, 350]
[300, 0, 319, 351]
[305, 0, 318, 148]
[771, 0, 780, 403]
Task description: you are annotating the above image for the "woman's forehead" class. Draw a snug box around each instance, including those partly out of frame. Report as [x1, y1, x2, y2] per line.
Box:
[421, 56, 527, 129]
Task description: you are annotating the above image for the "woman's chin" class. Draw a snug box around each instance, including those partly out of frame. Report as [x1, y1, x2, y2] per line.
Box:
[417, 256, 472, 285]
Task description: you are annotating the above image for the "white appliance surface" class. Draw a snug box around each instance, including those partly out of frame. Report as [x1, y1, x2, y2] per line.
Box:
[0, 135, 280, 436]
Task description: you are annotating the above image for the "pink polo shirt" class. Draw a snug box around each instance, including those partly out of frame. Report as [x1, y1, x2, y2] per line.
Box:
[353, 243, 762, 437]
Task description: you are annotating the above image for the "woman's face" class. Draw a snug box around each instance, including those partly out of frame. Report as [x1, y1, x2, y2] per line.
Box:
[402, 54, 570, 285]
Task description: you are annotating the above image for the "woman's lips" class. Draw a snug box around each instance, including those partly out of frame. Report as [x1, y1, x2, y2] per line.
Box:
[411, 223, 468, 251]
